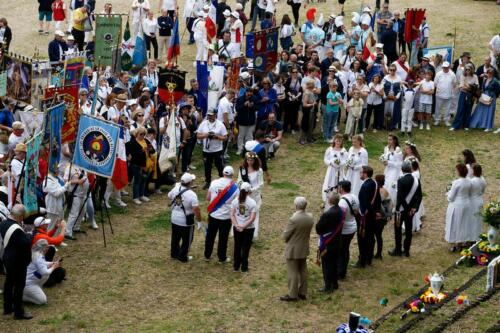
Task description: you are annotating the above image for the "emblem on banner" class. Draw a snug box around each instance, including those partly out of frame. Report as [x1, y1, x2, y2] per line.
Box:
[79, 126, 115, 166]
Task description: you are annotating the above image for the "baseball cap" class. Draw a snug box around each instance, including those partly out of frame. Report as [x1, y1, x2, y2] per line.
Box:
[34, 217, 51, 228]
[223, 166, 234, 176]
[181, 173, 196, 184]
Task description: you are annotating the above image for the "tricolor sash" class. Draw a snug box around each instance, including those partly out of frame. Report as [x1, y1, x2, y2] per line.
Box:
[207, 182, 238, 214]
[252, 143, 265, 154]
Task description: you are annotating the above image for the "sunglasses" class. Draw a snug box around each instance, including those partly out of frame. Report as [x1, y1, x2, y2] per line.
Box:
[137, 114, 144, 117]
[389, 69, 396, 71]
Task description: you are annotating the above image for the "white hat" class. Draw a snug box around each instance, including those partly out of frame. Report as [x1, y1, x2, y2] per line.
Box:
[239, 71, 250, 80]
[351, 12, 360, 24]
[203, 4, 210, 10]
[240, 182, 252, 192]
[231, 11, 239, 19]
[334, 16, 344, 28]
[363, 6, 371, 13]
[208, 44, 215, 51]
[375, 43, 384, 49]
[206, 108, 216, 115]
[244, 140, 258, 152]
[223, 9, 231, 16]
[223, 166, 234, 176]
[442, 61, 450, 68]
[247, 62, 254, 69]
[34, 217, 51, 228]
[235, 3, 243, 10]
[24, 105, 34, 112]
[361, 15, 371, 26]
[55, 30, 65, 37]
[329, 14, 336, 20]
[142, 87, 150, 92]
[127, 99, 138, 106]
[181, 173, 196, 184]
[12, 121, 25, 130]
[316, 14, 324, 27]
[67, 35, 75, 41]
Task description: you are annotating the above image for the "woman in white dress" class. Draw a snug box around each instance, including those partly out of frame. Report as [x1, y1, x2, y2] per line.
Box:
[345, 135, 369, 196]
[322, 134, 348, 202]
[238, 152, 264, 240]
[469, 164, 487, 242]
[381, 134, 403, 205]
[461, 149, 477, 178]
[445, 163, 473, 251]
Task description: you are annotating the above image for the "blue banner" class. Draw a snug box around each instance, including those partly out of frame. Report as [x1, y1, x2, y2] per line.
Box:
[73, 115, 120, 178]
[132, 34, 148, 69]
[196, 61, 209, 117]
[245, 32, 254, 58]
[48, 102, 65, 174]
[24, 132, 43, 216]
[266, 29, 278, 53]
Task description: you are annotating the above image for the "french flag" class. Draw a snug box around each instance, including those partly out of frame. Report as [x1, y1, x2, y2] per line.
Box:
[206, 0, 217, 41]
[111, 127, 128, 190]
[167, 17, 180, 62]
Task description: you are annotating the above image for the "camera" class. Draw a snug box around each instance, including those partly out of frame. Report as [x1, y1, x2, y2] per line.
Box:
[208, 132, 215, 139]
[375, 55, 383, 64]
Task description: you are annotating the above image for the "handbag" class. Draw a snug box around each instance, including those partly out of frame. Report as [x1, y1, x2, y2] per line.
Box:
[172, 187, 195, 226]
[479, 93, 493, 106]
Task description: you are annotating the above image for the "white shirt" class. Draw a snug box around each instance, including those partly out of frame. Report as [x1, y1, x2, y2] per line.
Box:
[131, 0, 151, 21]
[257, 0, 267, 10]
[230, 19, 243, 44]
[367, 83, 383, 105]
[231, 197, 257, 229]
[490, 35, 500, 58]
[10, 158, 24, 188]
[434, 70, 457, 99]
[280, 24, 294, 38]
[26, 254, 52, 286]
[339, 193, 359, 235]
[193, 18, 207, 41]
[160, 0, 176, 11]
[64, 166, 89, 197]
[159, 115, 186, 147]
[217, 96, 235, 123]
[142, 18, 157, 36]
[209, 177, 239, 220]
[419, 80, 435, 104]
[168, 184, 199, 226]
[8, 133, 26, 152]
[198, 119, 227, 153]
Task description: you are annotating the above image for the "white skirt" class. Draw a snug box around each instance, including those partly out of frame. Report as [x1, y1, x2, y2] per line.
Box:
[445, 200, 474, 243]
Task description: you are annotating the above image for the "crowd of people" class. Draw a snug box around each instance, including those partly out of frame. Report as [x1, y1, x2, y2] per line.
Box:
[0, 0, 498, 319]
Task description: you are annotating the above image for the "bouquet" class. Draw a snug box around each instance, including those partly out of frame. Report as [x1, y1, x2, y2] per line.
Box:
[480, 199, 500, 228]
[345, 156, 354, 169]
[379, 153, 387, 162]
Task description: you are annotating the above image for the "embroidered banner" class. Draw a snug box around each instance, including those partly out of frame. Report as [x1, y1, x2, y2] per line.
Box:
[94, 15, 122, 66]
[47, 102, 66, 174]
[44, 85, 80, 143]
[23, 132, 43, 216]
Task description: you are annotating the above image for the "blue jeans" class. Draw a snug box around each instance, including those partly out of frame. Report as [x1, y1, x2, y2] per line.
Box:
[130, 164, 147, 199]
[323, 111, 339, 140]
[251, 6, 265, 30]
[409, 40, 418, 67]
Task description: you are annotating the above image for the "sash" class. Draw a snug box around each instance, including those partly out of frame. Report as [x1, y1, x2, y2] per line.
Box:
[397, 59, 409, 73]
[316, 208, 345, 264]
[252, 143, 265, 154]
[206, 182, 238, 213]
[3, 223, 22, 249]
[405, 176, 419, 206]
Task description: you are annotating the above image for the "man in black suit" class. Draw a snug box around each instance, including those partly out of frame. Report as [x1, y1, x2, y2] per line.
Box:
[316, 192, 344, 293]
[476, 56, 499, 87]
[356, 166, 381, 267]
[389, 161, 422, 257]
[0, 204, 33, 320]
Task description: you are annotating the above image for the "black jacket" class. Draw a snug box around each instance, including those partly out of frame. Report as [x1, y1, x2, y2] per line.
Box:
[358, 178, 381, 216]
[48, 39, 68, 62]
[1, 25, 12, 51]
[125, 137, 155, 168]
[316, 205, 344, 237]
[396, 173, 422, 212]
[476, 65, 499, 87]
[235, 94, 258, 126]
[0, 219, 31, 267]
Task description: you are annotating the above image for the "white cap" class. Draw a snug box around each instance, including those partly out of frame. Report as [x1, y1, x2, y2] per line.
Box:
[203, 4, 210, 10]
[67, 35, 75, 41]
[55, 30, 65, 37]
[363, 6, 371, 13]
[24, 105, 34, 112]
[127, 99, 138, 106]
[208, 44, 215, 51]
[142, 87, 150, 92]
[335, 16, 344, 28]
[244, 140, 258, 152]
[442, 61, 450, 68]
[235, 3, 243, 10]
[351, 12, 360, 24]
[34, 217, 51, 228]
[223, 166, 234, 176]
[316, 14, 324, 27]
[247, 62, 254, 69]
[239, 71, 250, 80]
[181, 173, 196, 184]
[240, 182, 252, 192]
[206, 108, 216, 115]
[375, 43, 384, 49]
[361, 15, 371, 26]
[223, 9, 231, 16]
[231, 11, 239, 19]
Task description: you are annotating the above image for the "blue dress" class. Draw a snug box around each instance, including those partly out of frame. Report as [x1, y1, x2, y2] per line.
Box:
[469, 78, 500, 130]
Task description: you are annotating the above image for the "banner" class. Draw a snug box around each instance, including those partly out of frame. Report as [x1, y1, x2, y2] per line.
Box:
[0, 71, 6, 97]
[63, 54, 85, 86]
[44, 85, 80, 143]
[32, 61, 53, 109]
[423, 46, 454, 64]
[132, 34, 147, 70]
[245, 32, 254, 58]
[47, 102, 65, 174]
[196, 61, 209, 116]
[18, 110, 45, 136]
[4, 53, 33, 103]
[208, 62, 225, 112]
[158, 112, 177, 173]
[157, 67, 186, 104]
[404, 9, 426, 43]
[121, 20, 134, 72]
[95, 15, 122, 67]
[23, 132, 43, 216]
[250, 27, 279, 73]
[73, 115, 120, 178]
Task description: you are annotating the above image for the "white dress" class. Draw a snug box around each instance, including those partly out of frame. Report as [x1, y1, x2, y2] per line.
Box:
[382, 146, 403, 205]
[411, 170, 423, 232]
[238, 168, 264, 239]
[322, 147, 348, 201]
[346, 147, 369, 196]
[445, 177, 473, 243]
[469, 176, 486, 239]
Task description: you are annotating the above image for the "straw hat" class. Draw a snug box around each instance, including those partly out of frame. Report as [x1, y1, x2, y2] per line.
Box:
[115, 94, 128, 103]
[12, 121, 25, 131]
[14, 143, 27, 153]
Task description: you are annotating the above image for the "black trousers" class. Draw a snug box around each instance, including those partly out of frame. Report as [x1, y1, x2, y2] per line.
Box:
[171, 223, 193, 262]
[321, 240, 341, 290]
[290, 3, 302, 25]
[144, 34, 159, 59]
[358, 215, 376, 266]
[233, 227, 254, 271]
[3, 262, 27, 316]
[284, 100, 300, 132]
[180, 138, 195, 173]
[394, 210, 413, 255]
[204, 216, 231, 261]
[366, 103, 384, 130]
[203, 151, 224, 184]
[375, 220, 386, 256]
[338, 232, 355, 279]
[71, 28, 85, 51]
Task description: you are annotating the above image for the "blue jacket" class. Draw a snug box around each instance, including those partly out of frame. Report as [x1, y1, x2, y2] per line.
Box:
[48, 39, 68, 62]
[235, 94, 258, 126]
[257, 88, 277, 119]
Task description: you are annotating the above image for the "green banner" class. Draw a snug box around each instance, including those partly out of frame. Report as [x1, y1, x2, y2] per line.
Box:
[0, 72, 6, 97]
[94, 15, 122, 67]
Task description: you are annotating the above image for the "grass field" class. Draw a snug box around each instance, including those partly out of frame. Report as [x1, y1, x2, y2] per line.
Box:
[1, 0, 500, 332]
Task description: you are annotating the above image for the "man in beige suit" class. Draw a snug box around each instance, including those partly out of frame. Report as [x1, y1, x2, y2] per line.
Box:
[280, 197, 314, 302]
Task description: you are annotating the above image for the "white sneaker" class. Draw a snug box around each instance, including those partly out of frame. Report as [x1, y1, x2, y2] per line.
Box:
[484, 128, 491, 132]
[188, 256, 193, 261]
[426, 124, 431, 131]
[334, 126, 339, 133]
[464, 128, 469, 131]
[373, 129, 377, 133]
[154, 189, 163, 194]
[449, 127, 455, 131]
[412, 121, 418, 128]
[419, 123, 423, 130]
[121, 190, 129, 196]
[434, 121, 439, 126]
[105, 201, 111, 209]
[90, 221, 98, 230]
[445, 121, 451, 127]
[60, 242, 68, 247]
[140, 196, 150, 202]
[188, 164, 197, 170]
[495, 128, 500, 134]
[219, 257, 231, 264]
[133, 199, 142, 205]
[116, 200, 127, 207]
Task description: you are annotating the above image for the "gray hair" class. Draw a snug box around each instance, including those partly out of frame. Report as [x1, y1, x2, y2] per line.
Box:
[328, 192, 341, 206]
[32, 239, 49, 253]
[294, 196, 307, 211]
[401, 161, 412, 173]
[10, 204, 26, 218]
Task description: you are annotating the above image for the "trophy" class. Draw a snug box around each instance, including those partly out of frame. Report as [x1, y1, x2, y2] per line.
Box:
[429, 272, 444, 295]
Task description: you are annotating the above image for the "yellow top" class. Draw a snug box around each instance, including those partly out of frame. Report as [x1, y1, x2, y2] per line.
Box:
[73, 8, 88, 31]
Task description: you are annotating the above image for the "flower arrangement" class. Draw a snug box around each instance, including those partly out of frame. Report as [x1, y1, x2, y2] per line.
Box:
[480, 199, 500, 228]
[401, 299, 425, 319]
[345, 157, 354, 169]
[456, 294, 470, 305]
[459, 249, 477, 267]
[477, 234, 500, 255]
[420, 288, 447, 304]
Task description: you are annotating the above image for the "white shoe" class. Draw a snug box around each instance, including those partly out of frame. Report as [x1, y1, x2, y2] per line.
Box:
[188, 164, 197, 170]
[464, 128, 469, 131]
[133, 199, 142, 205]
[484, 128, 491, 132]
[412, 121, 418, 128]
[445, 121, 451, 127]
[373, 129, 377, 133]
[105, 201, 111, 209]
[495, 128, 500, 134]
[449, 127, 455, 131]
[188, 256, 193, 261]
[60, 242, 68, 247]
[90, 221, 98, 230]
[219, 257, 231, 264]
[154, 189, 163, 194]
[334, 126, 339, 133]
[116, 200, 127, 207]
[121, 190, 129, 196]
[140, 196, 150, 202]
[419, 123, 423, 130]
[434, 121, 439, 126]
[426, 124, 431, 131]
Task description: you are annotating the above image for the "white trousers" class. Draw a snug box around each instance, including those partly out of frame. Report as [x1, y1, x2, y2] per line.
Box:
[195, 40, 207, 61]
[23, 282, 48, 305]
[434, 97, 452, 122]
[401, 107, 415, 132]
[158, 36, 170, 59]
[65, 196, 85, 237]
[104, 179, 123, 204]
[237, 125, 254, 153]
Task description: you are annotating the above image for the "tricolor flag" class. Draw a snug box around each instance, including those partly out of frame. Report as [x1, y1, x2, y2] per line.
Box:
[206, 0, 217, 41]
[121, 20, 134, 71]
[112, 126, 128, 190]
[362, 41, 371, 62]
[167, 18, 180, 63]
[158, 112, 178, 173]
[132, 30, 148, 69]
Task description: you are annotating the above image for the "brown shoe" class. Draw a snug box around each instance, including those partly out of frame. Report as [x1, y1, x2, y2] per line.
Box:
[280, 295, 298, 302]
